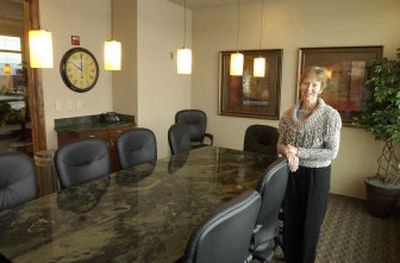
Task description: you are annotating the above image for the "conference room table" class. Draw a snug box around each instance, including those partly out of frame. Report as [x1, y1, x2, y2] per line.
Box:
[0, 146, 277, 262]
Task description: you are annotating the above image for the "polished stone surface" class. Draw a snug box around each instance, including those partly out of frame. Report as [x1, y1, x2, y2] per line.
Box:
[0, 147, 276, 262]
[54, 113, 135, 132]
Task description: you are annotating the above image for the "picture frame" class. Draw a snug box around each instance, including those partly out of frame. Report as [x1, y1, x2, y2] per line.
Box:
[219, 49, 282, 120]
[297, 46, 383, 125]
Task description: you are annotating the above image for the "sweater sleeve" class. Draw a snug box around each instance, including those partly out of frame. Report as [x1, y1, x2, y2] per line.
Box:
[297, 110, 342, 161]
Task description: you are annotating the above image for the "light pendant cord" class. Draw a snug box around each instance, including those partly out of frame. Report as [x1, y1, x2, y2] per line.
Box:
[183, 0, 187, 48]
[111, 0, 114, 39]
[258, 0, 264, 55]
[236, 0, 240, 53]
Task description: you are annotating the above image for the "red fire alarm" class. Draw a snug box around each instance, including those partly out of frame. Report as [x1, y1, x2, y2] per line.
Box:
[71, 35, 80, 46]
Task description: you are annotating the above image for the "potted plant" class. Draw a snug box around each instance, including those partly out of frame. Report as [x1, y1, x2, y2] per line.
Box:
[353, 49, 400, 218]
[0, 100, 12, 127]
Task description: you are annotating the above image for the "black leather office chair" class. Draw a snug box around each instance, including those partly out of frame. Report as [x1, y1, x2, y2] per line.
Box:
[116, 128, 157, 169]
[175, 109, 214, 149]
[181, 190, 261, 263]
[250, 158, 289, 262]
[54, 138, 111, 189]
[243, 125, 279, 156]
[168, 123, 192, 155]
[0, 152, 37, 211]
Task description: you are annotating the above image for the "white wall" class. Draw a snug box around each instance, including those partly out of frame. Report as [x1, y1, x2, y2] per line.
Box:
[112, 0, 138, 117]
[192, 0, 400, 199]
[137, 0, 192, 158]
[40, 0, 113, 148]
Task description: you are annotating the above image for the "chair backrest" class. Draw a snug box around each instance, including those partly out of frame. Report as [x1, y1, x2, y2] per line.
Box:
[116, 128, 157, 169]
[254, 158, 289, 246]
[175, 109, 207, 143]
[0, 152, 37, 211]
[168, 123, 191, 155]
[182, 190, 261, 263]
[54, 138, 111, 189]
[243, 125, 279, 156]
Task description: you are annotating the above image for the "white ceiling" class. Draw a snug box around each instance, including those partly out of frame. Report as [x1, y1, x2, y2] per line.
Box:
[169, 0, 258, 10]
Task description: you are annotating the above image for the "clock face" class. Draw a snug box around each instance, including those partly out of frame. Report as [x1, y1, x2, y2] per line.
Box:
[60, 48, 99, 92]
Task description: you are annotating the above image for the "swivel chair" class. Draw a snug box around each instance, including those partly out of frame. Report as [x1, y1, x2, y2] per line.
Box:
[117, 128, 157, 169]
[0, 152, 37, 211]
[168, 123, 192, 155]
[251, 158, 289, 262]
[243, 124, 279, 156]
[54, 138, 111, 189]
[175, 109, 214, 149]
[181, 190, 261, 263]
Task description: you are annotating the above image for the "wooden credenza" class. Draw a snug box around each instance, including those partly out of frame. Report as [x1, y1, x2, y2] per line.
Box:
[55, 115, 136, 172]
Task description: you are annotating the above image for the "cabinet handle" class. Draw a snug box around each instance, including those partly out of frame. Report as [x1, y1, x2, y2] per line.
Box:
[88, 135, 96, 138]
[109, 141, 114, 147]
[117, 130, 123, 134]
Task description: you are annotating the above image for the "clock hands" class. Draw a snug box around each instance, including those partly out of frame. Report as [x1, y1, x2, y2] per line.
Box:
[68, 61, 82, 71]
[80, 53, 83, 79]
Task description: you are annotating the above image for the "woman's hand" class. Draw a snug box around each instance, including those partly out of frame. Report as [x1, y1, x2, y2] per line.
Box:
[286, 144, 298, 155]
[286, 151, 299, 172]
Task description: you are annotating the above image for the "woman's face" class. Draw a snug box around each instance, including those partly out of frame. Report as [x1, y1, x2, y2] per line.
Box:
[300, 77, 322, 105]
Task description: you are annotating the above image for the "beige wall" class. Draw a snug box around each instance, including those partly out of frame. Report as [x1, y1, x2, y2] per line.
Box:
[112, 0, 138, 117]
[40, 0, 113, 148]
[192, 0, 400, 199]
[137, 0, 192, 158]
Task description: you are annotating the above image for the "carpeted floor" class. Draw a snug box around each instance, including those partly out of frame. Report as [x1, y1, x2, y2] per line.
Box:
[264, 194, 400, 263]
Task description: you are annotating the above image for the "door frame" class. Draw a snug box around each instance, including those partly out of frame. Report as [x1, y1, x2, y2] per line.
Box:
[24, 0, 47, 152]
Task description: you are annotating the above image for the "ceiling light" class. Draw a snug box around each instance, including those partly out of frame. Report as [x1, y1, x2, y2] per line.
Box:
[28, 29, 53, 68]
[230, 0, 243, 76]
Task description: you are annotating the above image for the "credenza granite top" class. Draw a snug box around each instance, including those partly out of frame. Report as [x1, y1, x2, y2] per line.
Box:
[54, 113, 135, 133]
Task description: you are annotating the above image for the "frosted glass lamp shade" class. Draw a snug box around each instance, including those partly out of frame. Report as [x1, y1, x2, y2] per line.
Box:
[28, 30, 53, 68]
[104, 40, 122, 71]
[253, 57, 266, 77]
[177, 48, 192, 74]
[3, 63, 11, 75]
[230, 53, 244, 76]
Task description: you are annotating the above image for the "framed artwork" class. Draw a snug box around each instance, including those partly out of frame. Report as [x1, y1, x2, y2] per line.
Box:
[219, 49, 282, 120]
[297, 46, 383, 125]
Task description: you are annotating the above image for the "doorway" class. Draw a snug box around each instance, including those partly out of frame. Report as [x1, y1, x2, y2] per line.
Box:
[0, 0, 46, 155]
[0, 1, 32, 155]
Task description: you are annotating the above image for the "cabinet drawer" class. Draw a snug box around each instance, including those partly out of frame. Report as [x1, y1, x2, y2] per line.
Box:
[109, 126, 135, 141]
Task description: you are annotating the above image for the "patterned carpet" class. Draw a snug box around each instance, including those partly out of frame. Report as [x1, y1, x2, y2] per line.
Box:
[265, 194, 400, 263]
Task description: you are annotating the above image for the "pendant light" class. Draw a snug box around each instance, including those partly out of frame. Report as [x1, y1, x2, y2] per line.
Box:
[177, 0, 192, 74]
[28, 29, 53, 68]
[3, 63, 11, 74]
[253, 0, 265, 77]
[104, 0, 122, 71]
[230, 0, 243, 76]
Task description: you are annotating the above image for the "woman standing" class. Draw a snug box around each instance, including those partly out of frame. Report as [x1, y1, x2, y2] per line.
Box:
[277, 66, 342, 263]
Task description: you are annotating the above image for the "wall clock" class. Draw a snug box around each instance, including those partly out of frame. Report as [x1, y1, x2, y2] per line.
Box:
[60, 47, 99, 92]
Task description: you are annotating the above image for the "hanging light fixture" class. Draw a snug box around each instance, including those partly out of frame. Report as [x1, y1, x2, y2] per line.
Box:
[253, 0, 266, 77]
[104, 0, 122, 71]
[177, 0, 192, 74]
[104, 40, 121, 71]
[28, 29, 53, 68]
[230, 0, 243, 76]
[3, 63, 11, 75]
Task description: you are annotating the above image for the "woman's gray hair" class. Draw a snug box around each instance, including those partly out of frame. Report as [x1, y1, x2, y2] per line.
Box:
[300, 66, 329, 91]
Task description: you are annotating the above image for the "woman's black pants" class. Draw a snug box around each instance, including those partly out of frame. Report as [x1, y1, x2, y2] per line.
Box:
[283, 165, 331, 263]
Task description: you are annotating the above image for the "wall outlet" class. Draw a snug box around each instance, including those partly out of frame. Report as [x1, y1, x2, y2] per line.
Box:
[55, 101, 62, 111]
[66, 101, 73, 111]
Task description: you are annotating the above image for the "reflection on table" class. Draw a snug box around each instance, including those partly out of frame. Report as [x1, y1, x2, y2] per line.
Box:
[0, 146, 276, 262]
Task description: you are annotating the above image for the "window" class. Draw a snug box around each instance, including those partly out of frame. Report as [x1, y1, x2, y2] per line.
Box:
[0, 35, 23, 75]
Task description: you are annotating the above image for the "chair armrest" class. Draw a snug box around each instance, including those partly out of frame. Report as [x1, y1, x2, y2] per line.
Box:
[204, 133, 214, 146]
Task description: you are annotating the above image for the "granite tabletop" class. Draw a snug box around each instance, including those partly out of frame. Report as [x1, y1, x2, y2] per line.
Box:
[0, 146, 277, 262]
